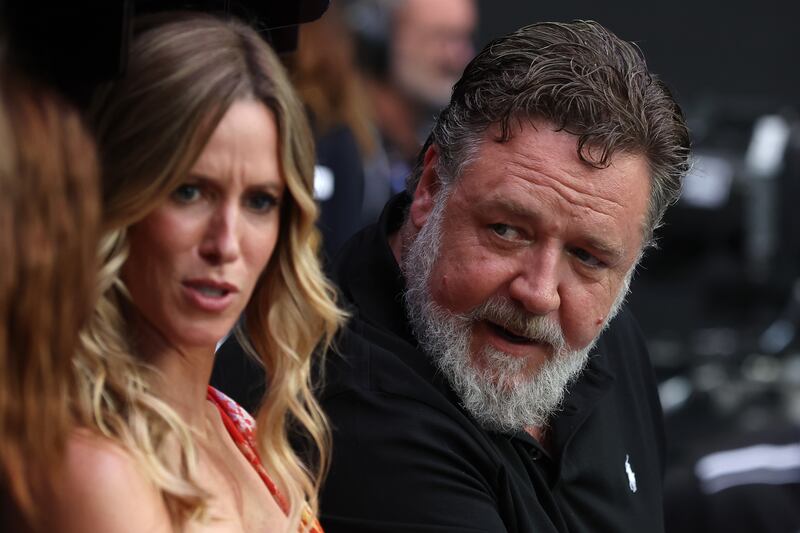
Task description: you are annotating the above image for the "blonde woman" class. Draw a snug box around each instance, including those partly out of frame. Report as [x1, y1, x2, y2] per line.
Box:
[44, 12, 344, 532]
[0, 67, 101, 532]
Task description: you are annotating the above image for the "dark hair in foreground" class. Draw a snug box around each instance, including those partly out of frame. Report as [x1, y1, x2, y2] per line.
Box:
[0, 68, 100, 528]
[409, 20, 691, 246]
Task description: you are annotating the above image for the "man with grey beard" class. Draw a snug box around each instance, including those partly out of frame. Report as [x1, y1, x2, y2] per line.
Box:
[402, 179, 634, 434]
[318, 20, 690, 533]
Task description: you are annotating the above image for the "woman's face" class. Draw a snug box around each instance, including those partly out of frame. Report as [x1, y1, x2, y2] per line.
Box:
[122, 99, 285, 352]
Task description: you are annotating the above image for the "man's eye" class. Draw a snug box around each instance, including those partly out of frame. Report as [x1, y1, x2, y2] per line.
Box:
[171, 184, 201, 203]
[489, 223, 521, 240]
[571, 247, 604, 268]
[246, 191, 278, 213]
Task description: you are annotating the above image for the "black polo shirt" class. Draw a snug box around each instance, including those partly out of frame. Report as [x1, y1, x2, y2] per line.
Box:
[319, 194, 667, 532]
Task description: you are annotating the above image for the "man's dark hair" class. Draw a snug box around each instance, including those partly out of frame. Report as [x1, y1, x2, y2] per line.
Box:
[408, 20, 690, 246]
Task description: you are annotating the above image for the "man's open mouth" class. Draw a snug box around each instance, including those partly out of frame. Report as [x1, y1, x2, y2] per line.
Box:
[486, 320, 535, 345]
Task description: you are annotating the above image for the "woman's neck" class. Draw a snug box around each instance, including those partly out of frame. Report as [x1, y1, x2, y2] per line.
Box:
[133, 319, 217, 430]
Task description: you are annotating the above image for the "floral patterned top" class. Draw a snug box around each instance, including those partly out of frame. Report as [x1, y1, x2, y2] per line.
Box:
[207, 386, 323, 533]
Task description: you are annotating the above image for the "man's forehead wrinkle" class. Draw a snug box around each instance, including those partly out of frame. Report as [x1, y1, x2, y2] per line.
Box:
[501, 156, 628, 219]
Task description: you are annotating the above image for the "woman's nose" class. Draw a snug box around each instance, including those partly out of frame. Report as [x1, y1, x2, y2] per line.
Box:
[198, 203, 241, 265]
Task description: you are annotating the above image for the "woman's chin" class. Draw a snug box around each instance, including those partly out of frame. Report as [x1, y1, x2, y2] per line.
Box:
[169, 323, 235, 353]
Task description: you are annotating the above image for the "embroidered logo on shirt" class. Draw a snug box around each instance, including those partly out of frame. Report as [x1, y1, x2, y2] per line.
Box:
[625, 454, 638, 493]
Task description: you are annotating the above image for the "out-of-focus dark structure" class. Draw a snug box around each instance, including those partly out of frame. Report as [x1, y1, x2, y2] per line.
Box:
[0, 1, 331, 107]
[479, 2, 800, 531]
[478, 1, 798, 109]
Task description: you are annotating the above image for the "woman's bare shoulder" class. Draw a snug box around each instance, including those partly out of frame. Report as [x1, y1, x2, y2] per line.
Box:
[44, 429, 173, 533]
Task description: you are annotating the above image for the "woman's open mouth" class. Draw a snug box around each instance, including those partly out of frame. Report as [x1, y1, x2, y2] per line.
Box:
[182, 279, 238, 312]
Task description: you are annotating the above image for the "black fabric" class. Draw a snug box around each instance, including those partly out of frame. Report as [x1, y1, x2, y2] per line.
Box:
[319, 193, 667, 533]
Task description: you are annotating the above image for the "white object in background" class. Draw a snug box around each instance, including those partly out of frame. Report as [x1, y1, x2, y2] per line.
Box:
[681, 153, 734, 209]
[314, 165, 335, 201]
[745, 115, 791, 179]
[695, 442, 800, 494]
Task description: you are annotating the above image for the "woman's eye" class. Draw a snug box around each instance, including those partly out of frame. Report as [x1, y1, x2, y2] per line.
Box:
[246, 191, 278, 213]
[171, 184, 201, 204]
[490, 223, 521, 240]
[571, 247, 604, 268]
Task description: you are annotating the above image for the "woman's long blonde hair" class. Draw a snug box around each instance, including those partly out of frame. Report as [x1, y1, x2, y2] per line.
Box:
[0, 68, 100, 528]
[81, 12, 345, 530]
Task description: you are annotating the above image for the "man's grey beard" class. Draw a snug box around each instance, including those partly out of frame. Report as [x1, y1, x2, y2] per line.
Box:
[401, 189, 631, 433]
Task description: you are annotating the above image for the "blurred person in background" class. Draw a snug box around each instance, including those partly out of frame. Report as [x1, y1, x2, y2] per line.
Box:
[34, 12, 344, 532]
[0, 65, 101, 532]
[289, 2, 378, 258]
[344, 0, 477, 202]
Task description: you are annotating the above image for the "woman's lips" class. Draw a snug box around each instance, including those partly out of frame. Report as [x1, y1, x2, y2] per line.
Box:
[182, 279, 238, 312]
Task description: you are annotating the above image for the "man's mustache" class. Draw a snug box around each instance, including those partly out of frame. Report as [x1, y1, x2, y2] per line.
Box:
[466, 296, 567, 352]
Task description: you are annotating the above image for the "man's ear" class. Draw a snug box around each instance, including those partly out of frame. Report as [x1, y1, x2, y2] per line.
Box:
[409, 144, 440, 230]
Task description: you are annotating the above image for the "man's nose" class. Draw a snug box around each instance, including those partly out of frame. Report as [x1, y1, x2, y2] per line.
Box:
[508, 247, 561, 316]
[199, 203, 240, 265]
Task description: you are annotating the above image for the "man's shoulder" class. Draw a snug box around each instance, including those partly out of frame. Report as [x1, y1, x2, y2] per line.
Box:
[323, 314, 439, 403]
[601, 305, 645, 343]
[321, 315, 504, 470]
[591, 306, 661, 414]
[595, 306, 650, 366]
[320, 289, 494, 436]
[320, 320, 512, 533]
[323, 216, 433, 400]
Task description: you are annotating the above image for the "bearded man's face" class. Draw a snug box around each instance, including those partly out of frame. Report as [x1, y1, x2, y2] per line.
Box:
[401, 122, 647, 431]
